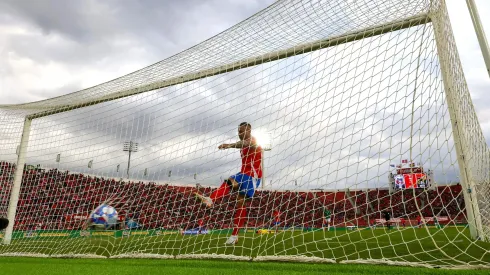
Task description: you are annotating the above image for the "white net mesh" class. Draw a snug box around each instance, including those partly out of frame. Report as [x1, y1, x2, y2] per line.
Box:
[0, 0, 489, 268]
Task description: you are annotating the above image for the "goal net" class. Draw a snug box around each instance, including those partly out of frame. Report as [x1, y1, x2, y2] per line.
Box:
[1, 0, 489, 268]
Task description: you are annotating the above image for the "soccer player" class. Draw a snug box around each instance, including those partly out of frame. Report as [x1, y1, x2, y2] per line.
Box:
[371, 219, 377, 230]
[194, 122, 262, 245]
[384, 211, 391, 230]
[322, 207, 331, 232]
[198, 219, 204, 234]
[272, 209, 281, 233]
[417, 215, 422, 228]
[400, 217, 406, 228]
[433, 216, 440, 229]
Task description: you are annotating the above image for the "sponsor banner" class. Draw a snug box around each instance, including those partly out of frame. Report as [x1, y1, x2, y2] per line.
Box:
[0, 230, 180, 239]
[130, 231, 149, 236]
[375, 216, 449, 223]
[39, 232, 70, 237]
[23, 231, 72, 238]
[19, 230, 74, 239]
[120, 230, 180, 237]
[183, 229, 209, 235]
[91, 231, 115, 236]
[24, 231, 39, 238]
[160, 231, 179, 235]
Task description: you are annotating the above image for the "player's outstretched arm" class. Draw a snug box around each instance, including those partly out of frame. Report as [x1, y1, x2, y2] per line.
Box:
[219, 139, 257, 149]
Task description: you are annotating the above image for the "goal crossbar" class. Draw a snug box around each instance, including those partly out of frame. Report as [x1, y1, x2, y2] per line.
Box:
[20, 13, 430, 120]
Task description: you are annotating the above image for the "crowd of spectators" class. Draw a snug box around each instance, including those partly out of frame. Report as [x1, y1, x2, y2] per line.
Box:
[0, 161, 467, 231]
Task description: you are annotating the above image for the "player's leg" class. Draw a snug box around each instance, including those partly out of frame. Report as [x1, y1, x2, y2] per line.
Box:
[225, 174, 256, 245]
[225, 194, 246, 245]
[272, 220, 278, 234]
[195, 177, 239, 207]
[322, 216, 328, 232]
[211, 178, 240, 199]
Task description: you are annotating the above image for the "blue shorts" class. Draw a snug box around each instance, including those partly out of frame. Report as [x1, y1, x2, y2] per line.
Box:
[273, 221, 281, 226]
[230, 173, 261, 198]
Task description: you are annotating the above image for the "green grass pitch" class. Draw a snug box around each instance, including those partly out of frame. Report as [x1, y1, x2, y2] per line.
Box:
[1, 226, 490, 274]
[1, 258, 490, 275]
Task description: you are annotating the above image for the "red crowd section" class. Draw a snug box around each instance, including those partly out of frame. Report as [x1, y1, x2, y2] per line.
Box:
[0, 162, 466, 231]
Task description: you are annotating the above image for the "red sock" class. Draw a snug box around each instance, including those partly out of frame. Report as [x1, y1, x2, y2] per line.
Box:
[210, 181, 230, 201]
[232, 206, 247, 236]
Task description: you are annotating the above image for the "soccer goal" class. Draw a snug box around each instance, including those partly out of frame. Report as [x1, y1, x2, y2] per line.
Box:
[0, 0, 489, 268]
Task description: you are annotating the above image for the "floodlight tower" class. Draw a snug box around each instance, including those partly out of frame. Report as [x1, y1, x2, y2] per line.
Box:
[123, 141, 138, 179]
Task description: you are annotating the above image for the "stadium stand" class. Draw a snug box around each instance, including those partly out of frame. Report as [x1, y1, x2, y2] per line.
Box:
[0, 162, 466, 231]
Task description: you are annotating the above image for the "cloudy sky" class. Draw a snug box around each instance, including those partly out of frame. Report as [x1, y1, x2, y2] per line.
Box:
[0, 0, 489, 191]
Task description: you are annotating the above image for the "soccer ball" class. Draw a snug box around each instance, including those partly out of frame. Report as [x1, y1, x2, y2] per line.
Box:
[91, 204, 118, 225]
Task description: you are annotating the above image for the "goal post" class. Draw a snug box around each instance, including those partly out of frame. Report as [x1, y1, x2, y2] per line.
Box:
[2, 118, 31, 245]
[0, 0, 489, 268]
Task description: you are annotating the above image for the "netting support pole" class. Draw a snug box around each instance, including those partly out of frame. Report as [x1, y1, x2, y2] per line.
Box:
[432, 3, 485, 241]
[466, 0, 490, 78]
[451, 124, 483, 241]
[3, 118, 31, 245]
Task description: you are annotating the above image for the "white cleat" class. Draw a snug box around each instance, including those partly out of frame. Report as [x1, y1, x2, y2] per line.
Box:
[225, 235, 238, 245]
[194, 192, 213, 208]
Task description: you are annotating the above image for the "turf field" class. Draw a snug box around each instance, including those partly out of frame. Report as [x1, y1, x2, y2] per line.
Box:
[1, 257, 490, 275]
[1, 226, 490, 272]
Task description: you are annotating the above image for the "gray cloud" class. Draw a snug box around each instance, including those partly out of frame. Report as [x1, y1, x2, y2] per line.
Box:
[0, 0, 276, 104]
[0, 0, 274, 64]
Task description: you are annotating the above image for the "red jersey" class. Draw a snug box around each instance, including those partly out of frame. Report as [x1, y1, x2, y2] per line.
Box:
[240, 145, 262, 178]
[273, 210, 281, 222]
[198, 219, 204, 226]
[417, 216, 422, 222]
